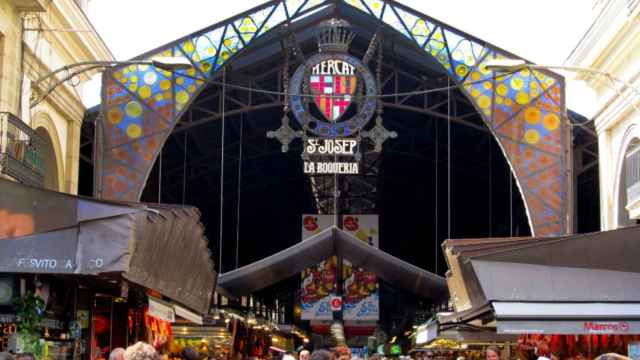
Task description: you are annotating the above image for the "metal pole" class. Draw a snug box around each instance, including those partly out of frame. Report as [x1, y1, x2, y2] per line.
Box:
[235, 114, 243, 269]
[219, 68, 226, 274]
[158, 149, 162, 203]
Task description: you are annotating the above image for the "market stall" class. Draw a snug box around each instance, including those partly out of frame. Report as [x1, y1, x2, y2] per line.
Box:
[0, 179, 217, 359]
[442, 226, 640, 359]
[171, 325, 232, 360]
[414, 321, 518, 360]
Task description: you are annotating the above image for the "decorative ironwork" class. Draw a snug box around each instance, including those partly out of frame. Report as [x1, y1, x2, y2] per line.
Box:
[267, 115, 302, 152]
[0, 112, 45, 188]
[361, 37, 396, 151]
[289, 54, 377, 137]
[96, 0, 570, 236]
[316, 18, 356, 53]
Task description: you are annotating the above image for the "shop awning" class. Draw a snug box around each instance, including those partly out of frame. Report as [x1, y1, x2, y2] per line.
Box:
[442, 226, 640, 333]
[217, 226, 447, 300]
[493, 302, 640, 334]
[0, 179, 216, 314]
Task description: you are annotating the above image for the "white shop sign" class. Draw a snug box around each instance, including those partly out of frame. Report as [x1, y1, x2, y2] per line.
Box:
[148, 297, 175, 323]
[498, 320, 640, 334]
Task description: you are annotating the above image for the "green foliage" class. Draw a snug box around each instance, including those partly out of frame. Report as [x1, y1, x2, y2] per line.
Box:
[13, 291, 45, 334]
[13, 292, 45, 355]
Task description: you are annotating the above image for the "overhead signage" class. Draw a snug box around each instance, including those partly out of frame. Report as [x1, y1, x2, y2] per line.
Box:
[268, 19, 396, 167]
[303, 138, 359, 175]
[301, 215, 335, 321]
[174, 305, 203, 325]
[305, 139, 358, 155]
[304, 162, 358, 175]
[342, 215, 379, 322]
[148, 297, 175, 323]
[498, 320, 640, 334]
[290, 52, 376, 136]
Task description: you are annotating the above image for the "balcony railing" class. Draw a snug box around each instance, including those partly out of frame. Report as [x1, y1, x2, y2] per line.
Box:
[0, 112, 45, 187]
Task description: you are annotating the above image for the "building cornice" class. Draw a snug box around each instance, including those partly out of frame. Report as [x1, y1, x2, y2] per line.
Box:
[568, 0, 640, 69]
[24, 47, 86, 125]
[33, 0, 112, 66]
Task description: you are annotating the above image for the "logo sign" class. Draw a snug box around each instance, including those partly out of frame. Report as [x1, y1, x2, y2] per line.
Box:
[310, 60, 357, 122]
[290, 53, 377, 138]
[584, 321, 630, 333]
[330, 296, 342, 312]
[148, 297, 175, 323]
[303, 138, 359, 174]
[269, 20, 397, 174]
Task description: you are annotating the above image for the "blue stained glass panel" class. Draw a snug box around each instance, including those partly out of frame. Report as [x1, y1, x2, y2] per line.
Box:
[258, 3, 288, 36]
[359, 0, 385, 18]
[381, 5, 411, 40]
[285, 0, 307, 16]
[444, 29, 487, 81]
[392, 6, 433, 46]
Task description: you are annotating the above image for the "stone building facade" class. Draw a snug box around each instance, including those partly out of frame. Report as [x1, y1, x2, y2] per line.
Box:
[566, 0, 640, 229]
[0, 0, 111, 193]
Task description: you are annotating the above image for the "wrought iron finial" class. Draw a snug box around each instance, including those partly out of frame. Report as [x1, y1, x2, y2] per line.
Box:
[361, 40, 397, 151]
[361, 115, 397, 152]
[267, 114, 302, 152]
[315, 18, 355, 53]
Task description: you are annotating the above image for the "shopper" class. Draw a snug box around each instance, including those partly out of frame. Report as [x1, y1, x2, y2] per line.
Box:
[15, 353, 34, 360]
[182, 347, 200, 360]
[110, 348, 126, 360]
[124, 342, 160, 360]
[485, 347, 500, 360]
[596, 354, 632, 360]
[310, 350, 332, 360]
[300, 350, 310, 360]
[332, 347, 351, 360]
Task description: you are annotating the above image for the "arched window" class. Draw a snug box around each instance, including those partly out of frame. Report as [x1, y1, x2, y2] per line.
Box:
[35, 127, 60, 192]
[619, 139, 640, 226]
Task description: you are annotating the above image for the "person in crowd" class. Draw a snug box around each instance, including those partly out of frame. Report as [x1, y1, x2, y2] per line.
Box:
[0, 353, 14, 360]
[332, 347, 351, 360]
[15, 353, 34, 360]
[311, 350, 332, 360]
[182, 347, 200, 360]
[596, 354, 632, 360]
[282, 353, 296, 360]
[109, 348, 126, 360]
[124, 342, 160, 360]
[485, 346, 500, 360]
[300, 350, 310, 360]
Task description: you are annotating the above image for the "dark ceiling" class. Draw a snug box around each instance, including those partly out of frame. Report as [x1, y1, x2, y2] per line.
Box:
[79, 1, 600, 323]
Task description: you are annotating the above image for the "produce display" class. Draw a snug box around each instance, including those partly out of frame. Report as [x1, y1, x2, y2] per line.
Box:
[517, 334, 638, 359]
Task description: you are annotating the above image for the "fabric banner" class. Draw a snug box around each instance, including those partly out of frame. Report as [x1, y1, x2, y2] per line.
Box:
[342, 215, 379, 321]
[301, 215, 335, 320]
[300, 215, 379, 321]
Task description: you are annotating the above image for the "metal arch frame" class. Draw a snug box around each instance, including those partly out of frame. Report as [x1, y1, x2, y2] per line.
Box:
[96, 0, 570, 236]
[153, 60, 492, 213]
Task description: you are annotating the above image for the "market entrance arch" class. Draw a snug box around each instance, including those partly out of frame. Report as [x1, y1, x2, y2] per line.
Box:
[95, 0, 570, 237]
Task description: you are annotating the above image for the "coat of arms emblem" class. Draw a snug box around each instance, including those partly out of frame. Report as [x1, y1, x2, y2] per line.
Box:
[309, 60, 357, 122]
[268, 18, 396, 157]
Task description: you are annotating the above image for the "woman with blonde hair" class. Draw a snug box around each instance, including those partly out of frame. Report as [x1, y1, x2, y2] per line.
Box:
[123, 342, 160, 360]
[485, 346, 500, 360]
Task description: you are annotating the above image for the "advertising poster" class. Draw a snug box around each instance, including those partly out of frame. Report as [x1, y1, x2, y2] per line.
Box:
[301, 215, 335, 320]
[342, 215, 379, 321]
